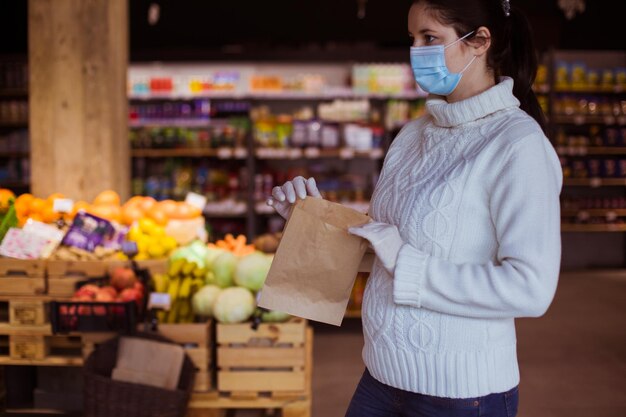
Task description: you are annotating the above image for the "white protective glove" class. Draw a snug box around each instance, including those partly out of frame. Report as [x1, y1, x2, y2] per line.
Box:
[348, 221, 404, 274]
[266, 176, 322, 220]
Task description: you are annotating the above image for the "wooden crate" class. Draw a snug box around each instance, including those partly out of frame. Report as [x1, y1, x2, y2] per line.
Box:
[189, 326, 313, 417]
[216, 319, 309, 394]
[0, 259, 47, 296]
[6, 299, 48, 326]
[0, 259, 46, 277]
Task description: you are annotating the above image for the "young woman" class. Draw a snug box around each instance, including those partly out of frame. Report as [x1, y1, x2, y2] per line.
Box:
[267, 0, 562, 415]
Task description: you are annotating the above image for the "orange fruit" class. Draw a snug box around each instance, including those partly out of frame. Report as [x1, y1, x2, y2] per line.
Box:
[46, 192, 66, 203]
[29, 198, 47, 215]
[29, 213, 44, 223]
[88, 204, 122, 222]
[146, 205, 168, 226]
[72, 201, 90, 217]
[138, 196, 157, 212]
[121, 203, 144, 226]
[93, 190, 121, 206]
[15, 193, 34, 206]
[125, 196, 144, 207]
[158, 200, 178, 218]
[0, 189, 15, 212]
[41, 204, 61, 223]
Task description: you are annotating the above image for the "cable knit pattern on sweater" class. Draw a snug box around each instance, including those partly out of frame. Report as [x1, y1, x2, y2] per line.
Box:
[363, 77, 563, 398]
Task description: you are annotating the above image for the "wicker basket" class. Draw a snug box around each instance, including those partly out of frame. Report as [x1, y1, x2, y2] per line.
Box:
[83, 332, 196, 417]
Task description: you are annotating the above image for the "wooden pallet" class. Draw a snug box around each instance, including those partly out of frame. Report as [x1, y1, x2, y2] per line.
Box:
[0, 298, 49, 326]
[188, 327, 313, 417]
[0, 327, 84, 366]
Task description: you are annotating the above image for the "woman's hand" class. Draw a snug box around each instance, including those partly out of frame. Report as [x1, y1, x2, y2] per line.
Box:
[266, 176, 322, 220]
[349, 221, 404, 274]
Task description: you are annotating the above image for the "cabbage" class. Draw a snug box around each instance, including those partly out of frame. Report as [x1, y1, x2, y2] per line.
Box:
[192, 285, 222, 317]
[234, 252, 273, 292]
[213, 287, 256, 323]
[212, 252, 237, 288]
[206, 247, 227, 267]
[261, 310, 290, 323]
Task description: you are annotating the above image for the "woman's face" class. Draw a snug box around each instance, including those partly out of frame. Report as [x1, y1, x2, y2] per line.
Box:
[408, 2, 475, 75]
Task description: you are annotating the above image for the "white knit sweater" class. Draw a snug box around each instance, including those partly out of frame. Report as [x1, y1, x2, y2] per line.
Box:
[363, 77, 563, 399]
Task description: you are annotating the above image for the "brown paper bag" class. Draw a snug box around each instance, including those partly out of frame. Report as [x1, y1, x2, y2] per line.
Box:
[258, 197, 371, 326]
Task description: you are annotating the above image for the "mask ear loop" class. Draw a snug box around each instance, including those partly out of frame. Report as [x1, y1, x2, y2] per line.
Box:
[444, 30, 476, 50]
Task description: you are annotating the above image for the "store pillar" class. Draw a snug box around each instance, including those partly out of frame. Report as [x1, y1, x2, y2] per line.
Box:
[28, 0, 130, 201]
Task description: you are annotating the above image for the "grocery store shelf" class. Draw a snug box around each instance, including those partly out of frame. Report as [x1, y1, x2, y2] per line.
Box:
[203, 211, 247, 218]
[0, 120, 28, 127]
[131, 148, 248, 159]
[554, 86, 625, 94]
[0, 180, 30, 188]
[533, 85, 550, 94]
[561, 209, 626, 217]
[255, 147, 384, 160]
[558, 147, 626, 156]
[129, 89, 428, 101]
[0, 88, 28, 97]
[561, 223, 626, 232]
[552, 115, 626, 126]
[0, 151, 29, 157]
[5, 408, 69, 415]
[563, 178, 626, 187]
[129, 119, 211, 128]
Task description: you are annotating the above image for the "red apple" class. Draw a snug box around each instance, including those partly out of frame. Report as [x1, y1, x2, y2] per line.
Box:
[99, 286, 118, 298]
[74, 284, 99, 299]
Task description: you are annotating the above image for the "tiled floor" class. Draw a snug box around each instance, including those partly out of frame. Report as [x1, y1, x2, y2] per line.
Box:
[310, 270, 626, 417]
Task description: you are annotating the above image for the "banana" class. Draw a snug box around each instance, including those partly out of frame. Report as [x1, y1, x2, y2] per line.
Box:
[168, 276, 181, 302]
[152, 273, 170, 293]
[168, 259, 186, 277]
[192, 266, 206, 279]
[182, 261, 196, 276]
[178, 276, 193, 299]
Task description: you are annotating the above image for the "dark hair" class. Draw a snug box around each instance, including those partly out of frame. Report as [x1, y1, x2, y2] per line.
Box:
[413, 0, 547, 132]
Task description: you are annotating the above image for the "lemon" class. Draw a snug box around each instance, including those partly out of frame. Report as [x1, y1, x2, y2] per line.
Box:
[151, 226, 165, 237]
[147, 242, 166, 259]
[134, 252, 149, 261]
[138, 218, 157, 235]
[127, 225, 143, 242]
[161, 236, 178, 252]
[115, 252, 128, 261]
[136, 235, 151, 254]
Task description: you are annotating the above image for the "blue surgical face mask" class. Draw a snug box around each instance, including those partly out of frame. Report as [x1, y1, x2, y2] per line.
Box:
[410, 31, 476, 96]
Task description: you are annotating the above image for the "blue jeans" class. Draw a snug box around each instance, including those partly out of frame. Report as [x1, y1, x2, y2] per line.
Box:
[345, 369, 519, 417]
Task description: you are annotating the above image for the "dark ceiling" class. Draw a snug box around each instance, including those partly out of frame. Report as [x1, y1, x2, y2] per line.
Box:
[1, 1, 624, 61]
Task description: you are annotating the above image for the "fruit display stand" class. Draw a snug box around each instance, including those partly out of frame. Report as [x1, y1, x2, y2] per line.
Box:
[187, 318, 313, 417]
[0, 259, 46, 296]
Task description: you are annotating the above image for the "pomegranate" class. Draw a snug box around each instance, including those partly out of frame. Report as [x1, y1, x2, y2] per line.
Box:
[74, 284, 100, 299]
[110, 267, 137, 291]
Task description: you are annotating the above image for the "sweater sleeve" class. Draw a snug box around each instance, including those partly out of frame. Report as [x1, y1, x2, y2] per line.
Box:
[393, 133, 563, 319]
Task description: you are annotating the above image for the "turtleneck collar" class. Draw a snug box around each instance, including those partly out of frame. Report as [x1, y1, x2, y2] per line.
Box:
[425, 77, 520, 128]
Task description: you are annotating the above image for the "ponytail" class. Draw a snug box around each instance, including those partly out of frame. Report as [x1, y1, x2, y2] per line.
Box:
[499, 7, 547, 133]
[413, 0, 547, 133]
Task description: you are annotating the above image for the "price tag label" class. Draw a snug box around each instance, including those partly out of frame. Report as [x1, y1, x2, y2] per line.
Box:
[217, 147, 233, 159]
[148, 293, 171, 311]
[606, 211, 618, 222]
[289, 148, 303, 159]
[304, 147, 321, 158]
[53, 198, 74, 213]
[369, 148, 384, 159]
[234, 148, 247, 159]
[573, 115, 585, 126]
[339, 148, 355, 159]
[185, 192, 207, 211]
[590, 177, 602, 188]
